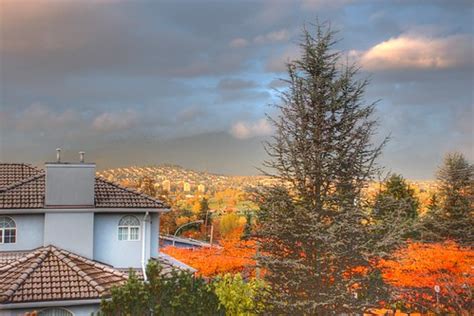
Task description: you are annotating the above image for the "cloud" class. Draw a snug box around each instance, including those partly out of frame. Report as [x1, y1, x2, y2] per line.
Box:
[177, 106, 206, 123]
[217, 78, 258, 90]
[229, 38, 249, 48]
[15, 103, 78, 132]
[301, 0, 353, 10]
[230, 118, 273, 139]
[265, 45, 301, 72]
[92, 110, 139, 132]
[356, 34, 473, 71]
[254, 29, 290, 44]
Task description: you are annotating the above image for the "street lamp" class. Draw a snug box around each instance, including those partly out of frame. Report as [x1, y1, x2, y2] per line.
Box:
[172, 220, 204, 246]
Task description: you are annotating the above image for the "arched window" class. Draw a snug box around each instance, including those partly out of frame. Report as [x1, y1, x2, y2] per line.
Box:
[0, 216, 16, 244]
[38, 307, 74, 316]
[118, 215, 140, 241]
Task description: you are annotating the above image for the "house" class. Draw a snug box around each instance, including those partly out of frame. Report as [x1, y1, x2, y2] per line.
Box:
[0, 152, 195, 316]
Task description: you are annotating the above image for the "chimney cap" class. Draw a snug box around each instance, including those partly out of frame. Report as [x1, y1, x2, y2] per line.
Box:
[56, 148, 61, 163]
[79, 151, 85, 163]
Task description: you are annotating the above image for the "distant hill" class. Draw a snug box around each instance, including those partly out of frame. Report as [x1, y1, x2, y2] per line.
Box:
[97, 164, 276, 194]
[98, 164, 438, 210]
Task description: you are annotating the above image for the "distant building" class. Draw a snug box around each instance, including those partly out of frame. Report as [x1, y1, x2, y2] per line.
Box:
[162, 179, 171, 192]
[183, 181, 191, 192]
[197, 183, 206, 193]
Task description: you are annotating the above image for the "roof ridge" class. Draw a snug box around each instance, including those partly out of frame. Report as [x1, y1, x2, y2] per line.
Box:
[0, 172, 44, 193]
[50, 246, 128, 294]
[0, 247, 49, 303]
[95, 176, 167, 206]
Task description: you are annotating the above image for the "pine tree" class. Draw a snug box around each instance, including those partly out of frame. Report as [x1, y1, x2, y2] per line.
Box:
[423, 152, 473, 245]
[374, 174, 419, 220]
[372, 174, 421, 241]
[199, 197, 210, 225]
[255, 23, 395, 314]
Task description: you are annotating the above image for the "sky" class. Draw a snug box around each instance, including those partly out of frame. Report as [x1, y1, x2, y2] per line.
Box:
[0, 0, 472, 178]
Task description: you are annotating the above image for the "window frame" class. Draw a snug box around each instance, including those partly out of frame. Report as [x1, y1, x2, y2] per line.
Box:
[118, 215, 141, 241]
[0, 216, 16, 245]
[38, 307, 74, 316]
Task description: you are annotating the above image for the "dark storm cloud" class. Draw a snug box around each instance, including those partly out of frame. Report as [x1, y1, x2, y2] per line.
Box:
[0, 0, 472, 178]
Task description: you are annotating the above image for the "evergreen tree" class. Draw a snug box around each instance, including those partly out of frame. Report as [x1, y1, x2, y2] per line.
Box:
[372, 174, 420, 241]
[199, 197, 210, 225]
[423, 152, 473, 245]
[426, 193, 440, 213]
[255, 23, 397, 314]
[242, 211, 253, 240]
[373, 174, 419, 220]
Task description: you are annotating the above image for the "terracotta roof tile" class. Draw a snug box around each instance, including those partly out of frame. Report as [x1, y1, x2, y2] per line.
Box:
[0, 163, 167, 209]
[95, 177, 166, 208]
[0, 246, 128, 304]
[0, 164, 41, 189]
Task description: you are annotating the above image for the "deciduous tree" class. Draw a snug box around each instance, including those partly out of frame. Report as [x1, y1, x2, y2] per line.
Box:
[213, 273, 269, 316]
[163, 227, 256, 277]
[378, 241, 474, 315]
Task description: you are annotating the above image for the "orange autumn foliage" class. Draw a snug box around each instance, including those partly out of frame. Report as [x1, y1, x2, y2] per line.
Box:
[378, 241, 474, 314]
[162, 227, 256, 277]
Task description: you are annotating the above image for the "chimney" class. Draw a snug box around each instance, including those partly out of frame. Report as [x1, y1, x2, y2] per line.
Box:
[45, 150, 96, 208]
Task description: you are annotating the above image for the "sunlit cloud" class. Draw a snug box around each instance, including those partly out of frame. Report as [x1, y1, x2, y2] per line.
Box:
[230, 119, 273, 139]
[92, 109, 139, 132]
[354, 34, 473, 71]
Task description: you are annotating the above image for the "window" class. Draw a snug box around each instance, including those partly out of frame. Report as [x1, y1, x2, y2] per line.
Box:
[0, 216, 16, 244]
[38, 307, 74, 316]
[118, 215, 140, 241]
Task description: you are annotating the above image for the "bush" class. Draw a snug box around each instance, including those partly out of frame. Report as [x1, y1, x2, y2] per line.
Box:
[213, 274, 269, 316]
[98, 261, 222, 316]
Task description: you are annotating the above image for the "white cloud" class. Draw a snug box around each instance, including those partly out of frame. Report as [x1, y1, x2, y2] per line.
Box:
[230, 118, 273, 139]
[254, 29, 290, 44]
[92, 109, 139, 132]
[229, 38, 249, 48]
[356, 34, 473, 71]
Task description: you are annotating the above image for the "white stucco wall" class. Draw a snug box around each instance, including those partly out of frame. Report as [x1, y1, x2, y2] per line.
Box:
[43, 212, 94, 258]
[150, 212, 160, 258]
[0, 303, 99, 316]
[93, 213, 154, 268]
[0, 214, 44, 252]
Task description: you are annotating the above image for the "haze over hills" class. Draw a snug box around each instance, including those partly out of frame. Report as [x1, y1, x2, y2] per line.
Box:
[97, 164, 276, 194]
[97, 164, 438, 210]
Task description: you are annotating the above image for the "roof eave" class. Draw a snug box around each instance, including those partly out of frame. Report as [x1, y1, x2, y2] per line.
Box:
[0, 207, 170, 214]
[0, 298, 103, 310]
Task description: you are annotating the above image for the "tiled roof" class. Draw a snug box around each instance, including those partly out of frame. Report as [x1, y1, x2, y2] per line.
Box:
[0, 164, 40, 189]
[0, 174, 45, 209]
[95, 177, 166, 208]
[0, 163, 167, 209]
[0, 246, 128, 304]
